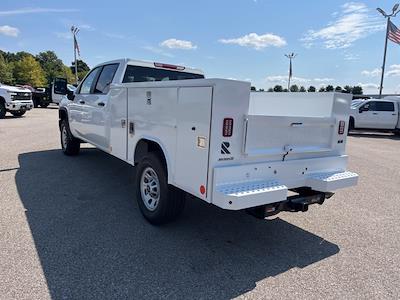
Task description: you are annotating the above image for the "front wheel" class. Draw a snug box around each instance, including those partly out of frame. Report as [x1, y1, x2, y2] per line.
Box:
[135, 152, 185, 225]
[0, 102, 6, 119]
[39, 101, 49, 108]
[60, 120, 80, 155]
[11, 110, 26, 117]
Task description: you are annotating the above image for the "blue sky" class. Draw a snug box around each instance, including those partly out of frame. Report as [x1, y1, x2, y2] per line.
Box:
[0, 0, 399, 93]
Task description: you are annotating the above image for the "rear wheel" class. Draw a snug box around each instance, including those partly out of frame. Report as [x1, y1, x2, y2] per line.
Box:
[11, 110, 26, 117]
[135, 152, 185, 225]
[0, 101, 6, 119]
[60, 119, 80, 155]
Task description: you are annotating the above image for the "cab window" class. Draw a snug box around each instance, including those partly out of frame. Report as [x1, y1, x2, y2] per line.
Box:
[375, 101, 395, 112]
[94, 64, 119, 94]
[78, 67, 101, 94]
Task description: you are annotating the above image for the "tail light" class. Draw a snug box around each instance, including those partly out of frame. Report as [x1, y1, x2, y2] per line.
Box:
[222, 118, 234, 137]
[338, 121, 345, 135]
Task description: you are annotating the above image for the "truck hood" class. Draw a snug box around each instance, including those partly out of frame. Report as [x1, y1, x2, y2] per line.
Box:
[0, 84, 31, 93]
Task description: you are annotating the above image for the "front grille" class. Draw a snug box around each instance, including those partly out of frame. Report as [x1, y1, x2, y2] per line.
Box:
[12, 92, 32, 101]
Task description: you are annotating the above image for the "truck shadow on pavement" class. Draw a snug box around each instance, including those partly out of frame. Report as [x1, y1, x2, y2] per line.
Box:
[16, 149, 339, 299]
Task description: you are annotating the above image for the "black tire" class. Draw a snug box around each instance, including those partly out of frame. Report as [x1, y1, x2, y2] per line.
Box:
[33, 100, 39, 108]
[11, 110, 26, 117]
[348, 117, 355, 134]
[39, 101, 49, 108]
[60, 119, 80, 155]
[135, 152, 185, 225]
[0, 101, 6, 119]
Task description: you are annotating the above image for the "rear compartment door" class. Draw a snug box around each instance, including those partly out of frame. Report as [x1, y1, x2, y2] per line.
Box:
[244, 115, 336, 158]
[174, 87, 212, 199]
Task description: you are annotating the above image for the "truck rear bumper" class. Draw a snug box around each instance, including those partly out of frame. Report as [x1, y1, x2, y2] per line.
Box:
[212, 155, 358, 210]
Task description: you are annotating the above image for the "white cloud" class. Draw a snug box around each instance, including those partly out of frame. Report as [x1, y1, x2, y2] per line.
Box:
[55, 32, 72, 39]
[314, 78, 334, 82]
[0, 25, 19, 37]
[265, 76, 334, 85]
[358, 82, 379, 91]
[302, 2, 385, 49]
[265, 75, 310, 83]
[361, 68, 381, 77]
[386, 64, 400, 77]
[143, 46, 174, 58]
[219, 33, 286, 50]
[160, 38, 197, 50]
[0, 8, 78, 16]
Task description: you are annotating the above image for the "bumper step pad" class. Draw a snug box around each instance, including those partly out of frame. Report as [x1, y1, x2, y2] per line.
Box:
[306, 171, 359, 192]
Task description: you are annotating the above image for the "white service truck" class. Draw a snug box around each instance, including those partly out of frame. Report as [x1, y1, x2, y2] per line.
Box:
[349, 97, 400, 135]
[57, 59, 358, 224]
[0, 83, 33, 118]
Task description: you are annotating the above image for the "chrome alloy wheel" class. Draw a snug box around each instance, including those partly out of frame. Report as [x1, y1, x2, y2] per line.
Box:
[140, 167, 160, 211]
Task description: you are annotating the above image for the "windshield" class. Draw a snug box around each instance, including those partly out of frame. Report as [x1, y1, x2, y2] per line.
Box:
[351, 100, 364, 108]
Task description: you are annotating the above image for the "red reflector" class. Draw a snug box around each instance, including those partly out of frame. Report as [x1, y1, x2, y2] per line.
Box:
[338, 121, 345, 135]
[154, 62, 185, 70]
[200, 185, 206, 195]
[223, 118, 234, 137]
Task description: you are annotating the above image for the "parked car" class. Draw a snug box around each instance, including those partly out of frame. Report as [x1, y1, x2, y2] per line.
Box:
[22, 85, 51, 108]
[0, 83, 33, 118]
[56, 58, 358, 225]
[349, 98, 400, 135]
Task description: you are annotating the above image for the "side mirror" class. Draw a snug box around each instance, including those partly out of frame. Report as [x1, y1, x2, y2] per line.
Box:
[359, 106, 368, 113]
[67, 90, 75, 101]
[53, 78, 68, 95]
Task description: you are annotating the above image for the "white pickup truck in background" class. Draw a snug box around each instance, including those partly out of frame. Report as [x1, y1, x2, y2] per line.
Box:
[0, 83, 33, 118]
[57, 58, 358, 224]
[349, 97, 400, 135]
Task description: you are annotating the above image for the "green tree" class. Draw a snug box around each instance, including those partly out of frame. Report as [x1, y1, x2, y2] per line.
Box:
[343, 85, 352, 93]
[352, 86, 363, 95]
[71, 59, 90, 81]
[319, 87, 326, 92]
[13, 55, 46, 86]
[325, 85, 334, 92]
[308, 86, 316, 92]
[267, 88, 274, 92]
[335, 86, 342, 92]
[290, 84, 299, 92]
[283, 88, 289, 92]
[36, 51, 65, 84]
[0, 54, 14, 84]
[273, 85, 283, 92]
[250, 86, 256, 91]
[299, 86, 306, 92]
[259, 88, 265, 92]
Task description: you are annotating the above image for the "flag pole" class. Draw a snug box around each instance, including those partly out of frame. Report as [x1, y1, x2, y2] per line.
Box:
[379, 17, 390, 98]
[285, 53, 297, 92]
[71, 26, 79, 85]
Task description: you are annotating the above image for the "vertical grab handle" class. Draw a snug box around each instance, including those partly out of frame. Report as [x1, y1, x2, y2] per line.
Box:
[129, 121, 135, 135]
[242, 117, 249, 155]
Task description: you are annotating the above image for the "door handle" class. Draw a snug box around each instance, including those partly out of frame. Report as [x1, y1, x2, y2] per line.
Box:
[79, 100, 85, 104]
[98, 102, 105, 107]
[129, 121, 135, 135]
[121, 119, 126, 128]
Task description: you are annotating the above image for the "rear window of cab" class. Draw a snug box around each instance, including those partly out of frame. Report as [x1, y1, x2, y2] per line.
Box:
[122, 65, 204, 83]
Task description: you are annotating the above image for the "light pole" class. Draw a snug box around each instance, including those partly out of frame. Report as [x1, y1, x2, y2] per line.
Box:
[71, 26, 80, 85]
[285, 53, 297, 91]
[377, 4, 400, 98]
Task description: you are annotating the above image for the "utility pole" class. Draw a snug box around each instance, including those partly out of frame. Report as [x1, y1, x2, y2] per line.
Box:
[71, 26, 80, 85]
[285, 53, 297, 91]
[377, 4, 400, 98]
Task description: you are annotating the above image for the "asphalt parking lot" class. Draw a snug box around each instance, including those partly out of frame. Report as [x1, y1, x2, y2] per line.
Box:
[1, 107, 400, 300]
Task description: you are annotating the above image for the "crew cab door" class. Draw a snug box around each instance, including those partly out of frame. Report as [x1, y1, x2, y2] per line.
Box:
[358, 101, 397, 129]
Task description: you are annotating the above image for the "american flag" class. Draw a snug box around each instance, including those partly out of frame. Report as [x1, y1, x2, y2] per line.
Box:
[388, 20, 400, 45]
